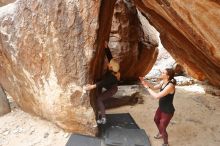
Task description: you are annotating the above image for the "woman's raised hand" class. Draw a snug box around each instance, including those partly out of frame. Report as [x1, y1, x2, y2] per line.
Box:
[139, 77, 150, 88]
[139, 77, 145, 84]
[84, 84, 92, 90]
[139, 77, 144, 81]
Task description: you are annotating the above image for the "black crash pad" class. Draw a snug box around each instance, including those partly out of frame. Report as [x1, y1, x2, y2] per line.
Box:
[99, 113, 140, 136]
[104, 127, 151, 146]
[66, 113, 151, 146]
[66, 134, 101, 146]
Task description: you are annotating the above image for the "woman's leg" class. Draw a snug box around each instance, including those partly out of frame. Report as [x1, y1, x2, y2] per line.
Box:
[159, 112, 174, 144]
[97, 85, 118, 118]
[154, 108, 162, 134]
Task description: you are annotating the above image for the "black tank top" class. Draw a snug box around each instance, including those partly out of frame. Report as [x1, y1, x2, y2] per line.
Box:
[159, 81, 175, 114]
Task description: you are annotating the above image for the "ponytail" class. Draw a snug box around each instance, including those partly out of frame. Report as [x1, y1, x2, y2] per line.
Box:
[170, 78, 176, 85]
[166, 68, 176, 85]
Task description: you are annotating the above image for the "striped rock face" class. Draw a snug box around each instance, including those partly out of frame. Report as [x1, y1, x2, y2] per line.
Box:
[134, 0, 220, 86]
[0, 0, 100, 135]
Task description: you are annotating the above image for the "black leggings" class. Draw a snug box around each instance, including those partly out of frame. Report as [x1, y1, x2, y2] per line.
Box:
[97, 85, 118, 118]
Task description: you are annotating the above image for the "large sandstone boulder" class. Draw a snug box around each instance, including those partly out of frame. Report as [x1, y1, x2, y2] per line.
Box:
[134, 0, 220, 86]
[0, 0, 101, 135]
[108, 0, 158, 81]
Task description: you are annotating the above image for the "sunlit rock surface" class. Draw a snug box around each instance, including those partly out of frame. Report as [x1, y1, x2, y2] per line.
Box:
[134, 0, 220, 86]
[0, 0, 100, 135]
[108, 0, 159, 81]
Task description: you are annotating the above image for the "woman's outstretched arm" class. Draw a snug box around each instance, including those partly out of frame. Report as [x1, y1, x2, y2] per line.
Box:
[139, 77, 174, 99]
[139, 77, 162, 90]
[146, 84, 174, 99]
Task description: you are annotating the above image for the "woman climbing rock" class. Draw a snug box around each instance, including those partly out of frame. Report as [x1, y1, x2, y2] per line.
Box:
[84, 41, 120, 124]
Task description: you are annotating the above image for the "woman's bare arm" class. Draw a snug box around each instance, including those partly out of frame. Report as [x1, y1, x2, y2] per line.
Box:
[152, 81, 163, 90]
[139, 77, 162, 90]
[147, 84, 175, 99]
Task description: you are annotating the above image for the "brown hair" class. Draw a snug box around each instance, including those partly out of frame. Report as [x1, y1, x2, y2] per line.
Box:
[165, 68, 176, 85]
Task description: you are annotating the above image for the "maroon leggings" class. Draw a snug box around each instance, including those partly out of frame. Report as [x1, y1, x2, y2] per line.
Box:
[97, 85, 118, 118]
[154, 108, 174, 144]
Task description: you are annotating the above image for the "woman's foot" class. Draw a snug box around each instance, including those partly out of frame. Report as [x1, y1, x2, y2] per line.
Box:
[162, 143, 169, 146]
[154, 133, 162, 139]
[97, 117, 106, 124]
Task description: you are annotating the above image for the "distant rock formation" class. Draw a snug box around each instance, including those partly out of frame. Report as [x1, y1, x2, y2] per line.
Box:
[108, 0, 158, 81]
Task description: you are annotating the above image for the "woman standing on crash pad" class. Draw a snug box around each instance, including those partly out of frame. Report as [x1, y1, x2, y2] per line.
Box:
[84, 41, 120, 125]
[139, 68, 176, 146]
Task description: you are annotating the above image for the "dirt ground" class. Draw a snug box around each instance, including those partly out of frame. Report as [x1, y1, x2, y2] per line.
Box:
[109, 85, 220, 146]
[0, 84, 220, 146]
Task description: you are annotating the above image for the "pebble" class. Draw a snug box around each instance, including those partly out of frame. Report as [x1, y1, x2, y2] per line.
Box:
[30, 126, 35, 131]
[53, 129, 60, 134]
[29, 126, 35, 135]
[170, 120, 177, 125]
[44, 132, 49, 138]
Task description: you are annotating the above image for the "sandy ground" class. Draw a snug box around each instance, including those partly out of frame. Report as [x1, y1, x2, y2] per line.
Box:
[0, 84, 220, 146]
[109, 85, 220, 146]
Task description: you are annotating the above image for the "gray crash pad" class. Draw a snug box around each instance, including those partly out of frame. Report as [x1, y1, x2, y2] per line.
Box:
[66, 134, 101, 146]
[66, 113, 151, 146]
[104, 113, 139, 129]
[99, 113, 139, 136]
[104, 127, 150, 146]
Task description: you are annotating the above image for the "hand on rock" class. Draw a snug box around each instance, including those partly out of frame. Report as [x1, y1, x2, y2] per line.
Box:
[84, 84, 95, 90]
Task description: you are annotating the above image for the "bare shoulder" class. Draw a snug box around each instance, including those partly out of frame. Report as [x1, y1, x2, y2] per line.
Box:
[167, 82, 175, 93]
[169, 82, 175, 88]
